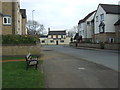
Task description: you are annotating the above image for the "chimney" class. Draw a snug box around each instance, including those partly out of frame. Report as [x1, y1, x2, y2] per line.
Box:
[48, 27, 50, 32]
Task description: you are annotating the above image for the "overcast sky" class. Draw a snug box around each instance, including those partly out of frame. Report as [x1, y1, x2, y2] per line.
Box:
[20, 0, 119, 30]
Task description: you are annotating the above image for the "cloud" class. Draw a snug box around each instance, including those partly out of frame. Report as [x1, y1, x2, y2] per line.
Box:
[20, 0, 119, 30]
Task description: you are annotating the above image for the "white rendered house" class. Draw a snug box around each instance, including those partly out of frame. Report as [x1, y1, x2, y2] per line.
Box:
[39, 29, 71, 45]
[78, 10, 96, 42]
[94, 4, 120, 43]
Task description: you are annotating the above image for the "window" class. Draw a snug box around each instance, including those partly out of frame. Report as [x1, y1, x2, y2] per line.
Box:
[99, 25, 105, 33]
[100, 14, 104, 21]
[50, 40, 54, 43]
[51, 35, 53, 38]
[61, 35, 63, 38]
[80, 31, 81, 35]
[42, 40, 45, 43]
[3, 16, 11, 25]
[82, 30, 84, 34]
[60, 40, 64, 43]
[79, 24, 82, 28]
[99, 22, 105, 33]
[56, 35, 58, 38]
[96, 16, 98, 22]
[87, 21, 90, 25]
[108, 38, 114, 43]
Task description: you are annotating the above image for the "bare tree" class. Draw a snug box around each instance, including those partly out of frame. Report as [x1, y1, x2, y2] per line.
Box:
[26, 20, 45, 35]
[67, 25, 78, 37]
[36, 24, 46, 35]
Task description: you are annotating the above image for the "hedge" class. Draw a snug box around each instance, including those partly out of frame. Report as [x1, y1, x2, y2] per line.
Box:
[2, 35, 39, 45]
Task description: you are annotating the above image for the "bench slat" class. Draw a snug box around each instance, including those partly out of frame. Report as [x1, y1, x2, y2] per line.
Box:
[25, 53, 38, 70]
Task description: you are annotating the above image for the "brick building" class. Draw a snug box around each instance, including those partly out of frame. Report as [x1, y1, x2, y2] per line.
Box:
[0, 1, 2, 34]
[1, 0, 27, 35]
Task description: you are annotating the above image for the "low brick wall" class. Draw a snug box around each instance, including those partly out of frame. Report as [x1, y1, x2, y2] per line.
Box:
[70, 42, 119, 50]
[2, 44, 41, 56]
[69, 42, 76, 47]
[105, 44, 119, 50]
[77, 43, 100, 48]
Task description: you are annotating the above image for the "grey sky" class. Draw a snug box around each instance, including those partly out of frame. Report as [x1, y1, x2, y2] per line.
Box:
[20, 0, 119, 30]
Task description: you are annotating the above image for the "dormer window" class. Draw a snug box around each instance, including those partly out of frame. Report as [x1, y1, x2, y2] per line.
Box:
[3, 16, 11, 25]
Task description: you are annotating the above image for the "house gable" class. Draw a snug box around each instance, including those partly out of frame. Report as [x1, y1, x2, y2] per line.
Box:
[78, 10, 96, 39]
[94, 3, 119, 43]
[94, 4, 107, 34]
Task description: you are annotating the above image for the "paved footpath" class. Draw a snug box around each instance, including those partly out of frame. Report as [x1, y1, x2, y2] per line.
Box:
[41, 46, 118, 88]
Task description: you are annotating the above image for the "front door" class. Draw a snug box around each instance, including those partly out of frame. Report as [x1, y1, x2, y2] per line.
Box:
[56, 41, 58, 45]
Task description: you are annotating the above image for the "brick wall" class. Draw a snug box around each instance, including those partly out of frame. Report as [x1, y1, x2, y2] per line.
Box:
[22, 18, 27, 35]
[2, 2, 13, 35]
[94, 32, 116, 43]
[2, 44, 41, 56]
[2, 2, 20, 35]
[104, 44, 119, 50]
[70, 42, 119, 50]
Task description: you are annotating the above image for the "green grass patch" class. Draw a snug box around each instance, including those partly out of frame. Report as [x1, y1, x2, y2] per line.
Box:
[2, 56, 25, 60]
[2, 61, 45, 88]
[2, 56, 39, 60]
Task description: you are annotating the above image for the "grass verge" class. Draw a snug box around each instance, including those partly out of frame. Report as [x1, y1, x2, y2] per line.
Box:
[2, 60, 45, 88]
[2, 56, 25, 60]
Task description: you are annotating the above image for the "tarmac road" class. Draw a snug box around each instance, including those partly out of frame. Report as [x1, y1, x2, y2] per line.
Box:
[41, 45, 118, 88]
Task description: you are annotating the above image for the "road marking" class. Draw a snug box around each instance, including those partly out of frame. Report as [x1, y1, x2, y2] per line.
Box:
[78, 67, 85, 70]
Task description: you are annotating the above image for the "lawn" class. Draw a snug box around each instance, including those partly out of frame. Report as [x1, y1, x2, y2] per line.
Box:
[2, 57, 45, 88]
[2, 56, 25, 60]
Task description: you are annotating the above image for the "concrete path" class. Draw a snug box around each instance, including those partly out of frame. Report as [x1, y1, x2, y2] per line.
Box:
[41, 46, 118, 88]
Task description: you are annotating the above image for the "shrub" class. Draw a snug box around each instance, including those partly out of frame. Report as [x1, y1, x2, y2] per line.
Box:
[2, 35, 39, 45]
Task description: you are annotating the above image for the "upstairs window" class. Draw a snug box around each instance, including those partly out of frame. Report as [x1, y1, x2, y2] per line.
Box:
[80, 31, 81, 35]
[61, 35, 63, 38]
[3, 16, 11, 25]
[96, 16, 98, 22]
[51, 35, 53, 38]
[42, 40, 45, 43]
[56, 35, 58, 38]
[100, 14, 104, 21]
[87, 21, 90, 25]
[79, 24, 82, 28]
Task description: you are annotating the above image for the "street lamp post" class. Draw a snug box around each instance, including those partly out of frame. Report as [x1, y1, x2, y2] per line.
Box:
[32, 10, 35, 34]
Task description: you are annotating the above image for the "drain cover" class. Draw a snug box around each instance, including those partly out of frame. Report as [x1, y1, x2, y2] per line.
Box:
[78, 67, 85, 70]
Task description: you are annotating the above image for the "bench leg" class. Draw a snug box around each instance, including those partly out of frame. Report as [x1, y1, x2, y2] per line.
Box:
[35, 64, 37, 70]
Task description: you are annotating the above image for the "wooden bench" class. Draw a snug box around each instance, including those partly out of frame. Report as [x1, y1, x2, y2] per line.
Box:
[25, 53, 38, 70]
